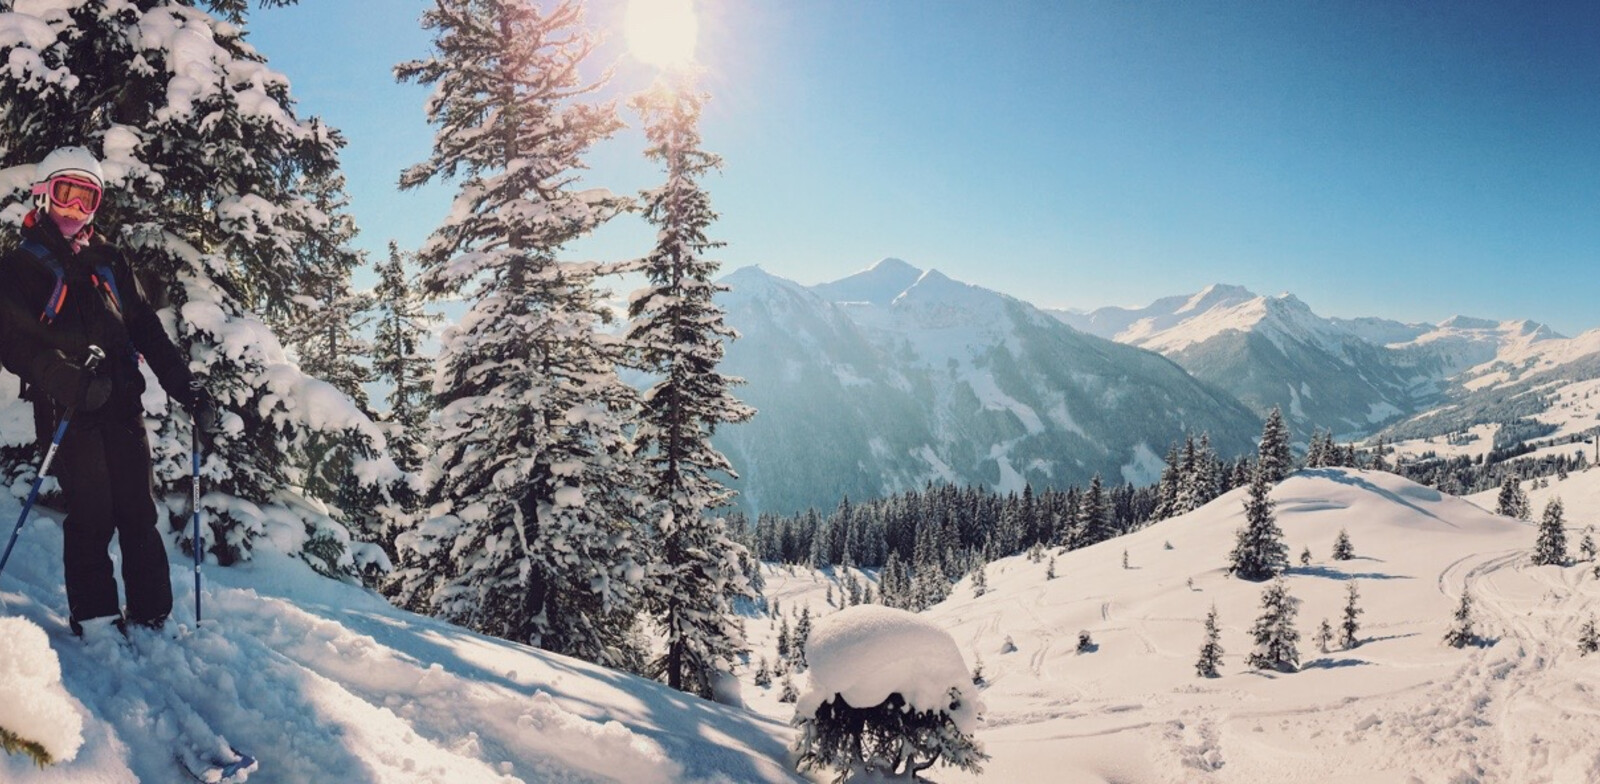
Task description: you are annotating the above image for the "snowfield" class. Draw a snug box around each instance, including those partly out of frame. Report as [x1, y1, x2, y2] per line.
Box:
[4, 466, 1600, 782]
[752, 468, 1600, 783]
[0, 502, 801, 784]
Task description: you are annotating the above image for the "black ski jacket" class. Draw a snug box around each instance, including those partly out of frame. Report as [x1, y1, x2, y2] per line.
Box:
[0, 216, 196, 433]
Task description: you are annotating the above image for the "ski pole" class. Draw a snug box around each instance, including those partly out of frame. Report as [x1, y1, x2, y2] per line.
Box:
[0, 346, 105, 581]
[191, 417, 203, 624]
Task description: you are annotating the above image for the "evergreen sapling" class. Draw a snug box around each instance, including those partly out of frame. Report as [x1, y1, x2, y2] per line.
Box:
[1443, 589, 1477, 648]
[1341, 581, 1363, 649]
[1246, 577, 1300, 673]
[1196, 605, 1224, 678]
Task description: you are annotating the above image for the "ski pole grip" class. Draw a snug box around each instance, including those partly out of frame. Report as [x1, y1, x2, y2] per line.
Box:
[83, 345, 105, 373]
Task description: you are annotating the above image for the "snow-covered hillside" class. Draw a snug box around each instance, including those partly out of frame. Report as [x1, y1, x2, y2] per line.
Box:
[713, 261, 1262, 517]
[752, 468, 1600, 783]
[0, 504, 801, 783]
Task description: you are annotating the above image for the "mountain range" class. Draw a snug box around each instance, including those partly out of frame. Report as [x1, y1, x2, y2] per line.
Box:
[712, 259, 1600, 517]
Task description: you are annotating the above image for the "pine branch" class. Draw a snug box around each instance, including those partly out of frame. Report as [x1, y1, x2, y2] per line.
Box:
[0, 725, 53, 769]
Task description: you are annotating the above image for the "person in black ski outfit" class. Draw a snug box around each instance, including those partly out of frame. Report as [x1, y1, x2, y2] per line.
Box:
[0, 146, 214, 636]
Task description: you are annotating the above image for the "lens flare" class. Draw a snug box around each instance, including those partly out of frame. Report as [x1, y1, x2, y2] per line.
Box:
[625, 0, 698, 69]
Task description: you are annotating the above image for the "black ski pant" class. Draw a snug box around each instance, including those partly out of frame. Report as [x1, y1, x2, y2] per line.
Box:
[56, 408, 172, 628]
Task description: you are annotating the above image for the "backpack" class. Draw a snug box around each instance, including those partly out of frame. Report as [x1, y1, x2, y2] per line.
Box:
[19, 238, 126, 324]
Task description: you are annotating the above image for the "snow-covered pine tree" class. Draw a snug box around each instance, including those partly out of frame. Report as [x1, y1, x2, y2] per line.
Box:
[385, 0, 644, 669]
[269, 172, 373, 410]
[971, 562, 989, 597]
[1332, 528, 1355, 560]
[1581, 526, 1598, 562]
[0, 0, 400, 575]
[1579, 616, 1598, 656]
[1229, 460, 1288, 581]
[1341, 581, 1363, 649]
[793, 688, 986, 781]
[1153, 444, 1182, 521]
[1533, 497, 1568, 566]
[1496, 474, 1529, 520]
[1077, 472, 1111, 545]
[1443, 589, 1476, 648]
[1173, 434, 1202, 515]
[624, 77, 757, 698]
[1369, 437, 1389, 472]
[268, 172, 397, 567]
[1305, 428, 1331, 468]
[793, 606, 813, 671]
[1196, 605, 1224, 678]
[1246, 576, 1300, 672]
[370, 241, 437, 475]
[777, 617, 792, 662]
[1315, 618, 1334, 653]
[1258, 407, 1294, 484]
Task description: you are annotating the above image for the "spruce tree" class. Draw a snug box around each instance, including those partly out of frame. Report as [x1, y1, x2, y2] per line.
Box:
[1443, 589, 1476, 648]
[1581, 526, 1598, 563]
[1077, 473, 1111, 545]
[270, 173, 373, 410]
[0, 0, 400, 575]
[1332, 528, 1355, 560]
[1579, 616, 1599, 656]
[1491, 473, 1529, 518]
[1533, 498, 1568, 566]
[1315, 618, 1334, 653]
[793, 606, 813, 671]
[1341, 581, 1363, 649]
[1196, 605, 1224, 678]
[1258, 407, 1294, 484]
[1246, 577, 1300, 672]
[370, 242, 437, 474]
[625, 78, 757, 698]
[1229, 461, 1288, 581]
[385, 0, 644, 669]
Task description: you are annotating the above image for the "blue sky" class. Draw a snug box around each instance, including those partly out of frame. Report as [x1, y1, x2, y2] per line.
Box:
[248, 1, 1600, 335]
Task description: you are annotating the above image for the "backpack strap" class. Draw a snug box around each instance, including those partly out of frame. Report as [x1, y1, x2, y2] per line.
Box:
[20, 239, 68, 324]
[20, 239, 126, 324]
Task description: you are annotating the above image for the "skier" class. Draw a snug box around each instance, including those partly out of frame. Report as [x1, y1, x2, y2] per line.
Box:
[0, 146, 214, 636]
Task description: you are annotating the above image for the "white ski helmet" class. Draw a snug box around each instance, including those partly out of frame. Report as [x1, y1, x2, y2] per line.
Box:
[32, 146, 104, 212]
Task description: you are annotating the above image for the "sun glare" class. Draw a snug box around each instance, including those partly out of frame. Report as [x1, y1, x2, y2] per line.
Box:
[625, 0, 698, 69]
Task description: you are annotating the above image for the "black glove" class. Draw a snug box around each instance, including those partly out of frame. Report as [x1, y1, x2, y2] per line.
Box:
[80, 374, 112, 412]
[184, 380, 218, 435]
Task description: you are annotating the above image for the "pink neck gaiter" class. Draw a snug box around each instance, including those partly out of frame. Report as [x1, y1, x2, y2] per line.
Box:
[49, 212, 93, 251]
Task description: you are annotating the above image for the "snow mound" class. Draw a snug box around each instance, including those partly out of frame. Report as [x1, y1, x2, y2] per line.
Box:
[798, 605, 982, 732]
[0, 617, 83, 764]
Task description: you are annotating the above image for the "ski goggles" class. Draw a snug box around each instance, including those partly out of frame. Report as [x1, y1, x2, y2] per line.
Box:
[33, 175, 102, 212]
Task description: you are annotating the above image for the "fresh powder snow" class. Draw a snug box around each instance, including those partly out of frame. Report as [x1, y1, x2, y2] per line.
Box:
[745, 467, 1600, 783]
[796, 605, 983, 736]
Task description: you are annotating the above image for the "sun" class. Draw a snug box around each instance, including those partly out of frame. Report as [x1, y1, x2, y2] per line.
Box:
[625, 0, 698, 69]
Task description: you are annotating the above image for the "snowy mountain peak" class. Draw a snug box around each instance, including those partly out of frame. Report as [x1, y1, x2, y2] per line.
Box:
[1177, 283, 1257, 314]
[1438, 315, 1499, 330]
[811, 257, 925, 305]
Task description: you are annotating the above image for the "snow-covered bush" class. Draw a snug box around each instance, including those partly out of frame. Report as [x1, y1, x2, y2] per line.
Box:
[0, 618, 82, 767]
[793, 606, 986, 782]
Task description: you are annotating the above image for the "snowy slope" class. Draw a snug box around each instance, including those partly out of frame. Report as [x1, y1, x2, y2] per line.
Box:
[752, 468, 1600, 783]
[714, 262, 1262, 517]
[0, 504, 802, 783]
